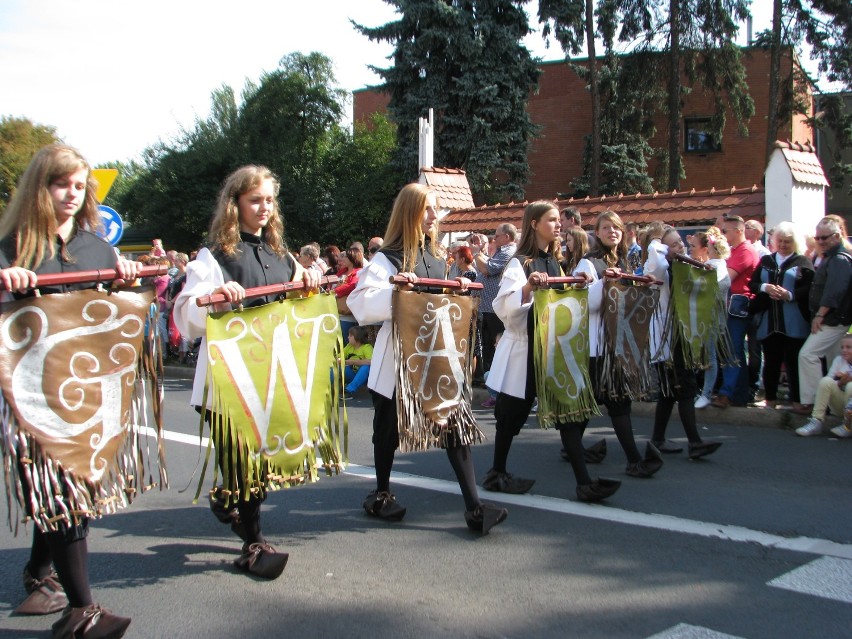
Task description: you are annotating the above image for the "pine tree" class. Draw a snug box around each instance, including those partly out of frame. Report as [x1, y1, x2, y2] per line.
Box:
[353, 0, 540, 203]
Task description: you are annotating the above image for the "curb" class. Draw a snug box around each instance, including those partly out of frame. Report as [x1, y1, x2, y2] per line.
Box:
[164, 365, 814, 432]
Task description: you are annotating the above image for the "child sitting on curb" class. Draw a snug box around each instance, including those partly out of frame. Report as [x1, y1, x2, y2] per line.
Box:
[342, 325, 373, 400]
[796, 333, 852, 438]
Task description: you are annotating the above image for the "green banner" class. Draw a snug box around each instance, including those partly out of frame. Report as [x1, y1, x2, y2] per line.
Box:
[205, 293, 345, 498]
[670, 261, 723, 369]
[533, 287, 600, 426]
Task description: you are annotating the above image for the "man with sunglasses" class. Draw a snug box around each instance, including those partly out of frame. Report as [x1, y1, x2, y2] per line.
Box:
[795, 216, 852, 418]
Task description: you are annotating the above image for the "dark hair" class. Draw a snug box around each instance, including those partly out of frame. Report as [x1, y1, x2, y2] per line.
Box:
[345, 247, 364, 269]
[323, 245, 340, 270]
[348, 324, 369, 344]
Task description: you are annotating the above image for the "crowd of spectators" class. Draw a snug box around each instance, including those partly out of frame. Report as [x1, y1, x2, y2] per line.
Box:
[144, 211, 852, 438]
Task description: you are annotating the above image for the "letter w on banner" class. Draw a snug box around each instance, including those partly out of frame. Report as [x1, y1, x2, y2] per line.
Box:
[0, 289, 166, 532]
[205, 293, 345, 498]
[533, 287, 600, 426]
[392, 290, 483, 452]
[599, 281, 659, 400]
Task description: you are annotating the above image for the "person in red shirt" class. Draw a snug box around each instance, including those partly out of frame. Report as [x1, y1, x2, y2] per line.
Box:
[712, 215, 759, 407]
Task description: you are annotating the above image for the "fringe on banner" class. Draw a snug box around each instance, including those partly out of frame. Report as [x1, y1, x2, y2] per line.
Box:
[193, 316, 346, 505]
[0, 299, 167, 535]
[597, 283, 659, 402]
[393, 306, 484, 453]
[533, 291, 600, 427]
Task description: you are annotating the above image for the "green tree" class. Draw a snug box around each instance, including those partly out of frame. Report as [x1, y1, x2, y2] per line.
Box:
[115, 52, 388, 251]
[760, 0, 852, 191]
[354, 0, 540, 203]
[539, 0, 604, 195]
[324, 113, 404, 246]
[0, 116, 60, 212]
[610, 0, 754, 190]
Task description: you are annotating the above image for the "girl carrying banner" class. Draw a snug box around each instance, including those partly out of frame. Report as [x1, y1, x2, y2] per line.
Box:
[174, 166, 320, 580]
[571, 211, 664, 478]
[643, 226, 723, 459]
[347, 183, 508, 534]
[0, 145, 147, 638]
[485, 202, 619, 502]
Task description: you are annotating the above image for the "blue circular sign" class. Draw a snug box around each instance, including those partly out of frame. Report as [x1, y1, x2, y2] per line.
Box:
[97, 205, 124, 246]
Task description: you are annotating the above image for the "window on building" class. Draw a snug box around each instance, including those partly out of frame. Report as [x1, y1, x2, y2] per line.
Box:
[684, 118, 721, 153]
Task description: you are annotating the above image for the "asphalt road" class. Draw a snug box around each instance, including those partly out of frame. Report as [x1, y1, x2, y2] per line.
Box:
[1, 376, 850, 639]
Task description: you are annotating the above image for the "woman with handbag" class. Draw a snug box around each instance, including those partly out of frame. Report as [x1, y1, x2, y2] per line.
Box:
[335, 246, 363, 338]
[747, 222, 814, 411]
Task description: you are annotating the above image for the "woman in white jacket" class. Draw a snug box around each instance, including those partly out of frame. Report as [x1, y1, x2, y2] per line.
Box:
[174, 165, 318, 579]
[485, 201, 621, 502]
[643, 225, 722, 460]
[347, 183, 507, 533]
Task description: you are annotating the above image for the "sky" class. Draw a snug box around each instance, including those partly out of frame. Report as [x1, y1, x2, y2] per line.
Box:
[0, 0, 787, 166]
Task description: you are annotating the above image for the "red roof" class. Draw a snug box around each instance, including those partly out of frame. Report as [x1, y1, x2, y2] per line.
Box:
[420, 167, 475, 210]
[440, 186, 766, 233]
[774, 140, 830, 187]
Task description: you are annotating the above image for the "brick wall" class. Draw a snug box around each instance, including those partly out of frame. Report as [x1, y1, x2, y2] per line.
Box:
[352, 47, 815, 200]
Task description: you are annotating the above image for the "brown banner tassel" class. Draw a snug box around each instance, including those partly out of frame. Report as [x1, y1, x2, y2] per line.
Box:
[392, 290, 484, 452]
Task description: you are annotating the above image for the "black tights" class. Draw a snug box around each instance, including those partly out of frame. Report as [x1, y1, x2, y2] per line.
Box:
[30, 526, 92, 608]
[559, 425, 592, 485]
[610, 413, 642, 463]
[238, 496, 265, 545]
[653, 397, 701, 443]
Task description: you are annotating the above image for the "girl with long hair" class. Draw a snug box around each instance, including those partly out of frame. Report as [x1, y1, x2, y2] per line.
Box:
[174, 165, 319, 580]
[643, 226, 723, 458]
[347, 182, 507, 532]
[485, 201, 620, 501]
[571, 211, 663, 478]
[0, 144, 142, 638]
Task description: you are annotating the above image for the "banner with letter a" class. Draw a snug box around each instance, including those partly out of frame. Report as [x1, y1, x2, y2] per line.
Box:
[533, 287, 600, 426]
[0, 289, 166, 532]
[392, 289, 483, 452]
[205, 293, 344, 499]
[599, 281, 659, 400]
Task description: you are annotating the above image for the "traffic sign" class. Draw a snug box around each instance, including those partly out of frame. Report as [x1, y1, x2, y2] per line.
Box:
[92, 168, 119, 202]
[98, 205, 124, 246]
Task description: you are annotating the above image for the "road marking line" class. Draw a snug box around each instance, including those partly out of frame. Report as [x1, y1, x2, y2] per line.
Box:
[767, 556, 852, 603]
[149, 427, 852, 561]
[646, 624, 745, 639]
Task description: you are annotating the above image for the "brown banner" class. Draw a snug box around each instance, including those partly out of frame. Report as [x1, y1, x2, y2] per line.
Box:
[0, 288, 165, 530]
[599, 281, 659, 400]
[392, 289, 483, 451]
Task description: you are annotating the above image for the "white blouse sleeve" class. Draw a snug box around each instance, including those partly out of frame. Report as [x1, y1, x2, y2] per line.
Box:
[492, 258, 530, 333]
[346, 252, 396, 326]
[173, 248, 225, 341]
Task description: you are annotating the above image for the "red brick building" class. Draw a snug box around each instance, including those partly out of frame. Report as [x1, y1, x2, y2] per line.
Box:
[353, 47, 815, 202]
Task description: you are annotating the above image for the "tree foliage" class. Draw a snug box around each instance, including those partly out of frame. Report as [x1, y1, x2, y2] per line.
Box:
[758, 0, 852, 193]
[353, 0, 540, 203]
[113, 52, 401, 251]
[0, 116, 60, 213]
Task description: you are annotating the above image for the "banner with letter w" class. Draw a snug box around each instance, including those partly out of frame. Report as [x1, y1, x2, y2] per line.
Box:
[205, 293, 345, 498]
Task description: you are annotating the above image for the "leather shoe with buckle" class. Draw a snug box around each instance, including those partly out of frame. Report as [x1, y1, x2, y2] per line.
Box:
[51, 604, 131, 639]
[363, 490, 407, 521]
[464, 503, 508, 534]
[576, 478, 621, 503]
[481, 469, 535, 494]
[15, 565, 67, 615]
[234, 542, 289, 580]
